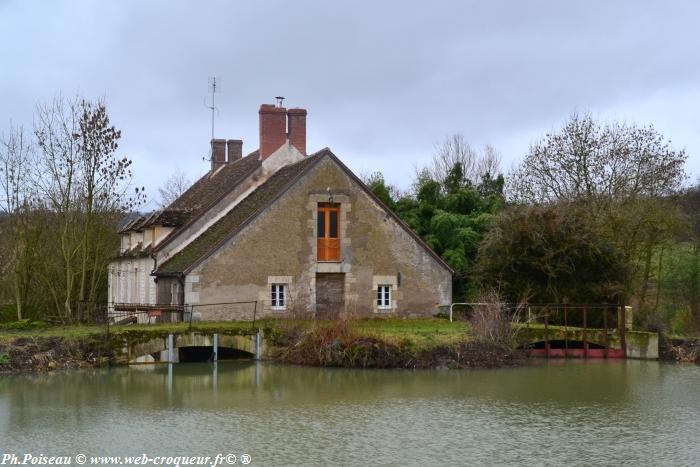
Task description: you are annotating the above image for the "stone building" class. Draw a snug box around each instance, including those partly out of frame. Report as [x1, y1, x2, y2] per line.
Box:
[108, 103, 452, 320]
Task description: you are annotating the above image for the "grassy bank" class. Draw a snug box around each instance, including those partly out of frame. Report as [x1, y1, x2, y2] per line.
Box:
[0, 320, 257, 342]
[261, 318, 521, 369]
[260, 317, 470, 349]
[0, 317, 522, 373]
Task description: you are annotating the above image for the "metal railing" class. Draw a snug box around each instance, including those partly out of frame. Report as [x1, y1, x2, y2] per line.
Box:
[109, 305, 184, 325]
[91, 301, 262, 334]
[448, 302, 629, 358]
[186, 301, 258, 330]
[523, 304, 627, 358]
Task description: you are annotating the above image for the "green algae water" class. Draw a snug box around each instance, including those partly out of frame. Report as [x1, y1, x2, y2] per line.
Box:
[1, 360, 699, 466]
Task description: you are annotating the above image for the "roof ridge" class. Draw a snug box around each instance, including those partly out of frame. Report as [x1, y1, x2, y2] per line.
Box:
[143, 152, 262, 233]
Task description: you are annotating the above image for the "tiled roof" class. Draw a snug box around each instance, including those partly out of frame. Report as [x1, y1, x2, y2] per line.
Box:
[146, 151, 261, 229]
[120, 243, 153, 259]
[156, 147, 454, 275]
[156, 152, 324, 275]
[117, 216, 143, 233]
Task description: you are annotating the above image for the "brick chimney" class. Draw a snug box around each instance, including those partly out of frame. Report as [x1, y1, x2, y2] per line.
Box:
[227, 139, 242, 162]
[259, 104, 287, 160]
[211, 139, 226, 171]
[287, 108, 307, 155]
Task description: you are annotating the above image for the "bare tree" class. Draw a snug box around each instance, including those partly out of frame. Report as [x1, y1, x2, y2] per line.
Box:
[0, 124, 34, 320]
[74, 99, 144, 309]
[158, 168, 191, 208]
[426, 134, 502, 189]
[506, 113, 688, 305]
[507, 113, 687, 207]
[478, 144, 502, 180]
[32, 95, 144, 322]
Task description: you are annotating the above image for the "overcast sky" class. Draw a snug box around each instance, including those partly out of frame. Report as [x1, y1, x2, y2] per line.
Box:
[1, 1, 699, 209]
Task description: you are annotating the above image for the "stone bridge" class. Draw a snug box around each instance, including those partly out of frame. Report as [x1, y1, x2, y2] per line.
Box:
[111, 331, 268, 364]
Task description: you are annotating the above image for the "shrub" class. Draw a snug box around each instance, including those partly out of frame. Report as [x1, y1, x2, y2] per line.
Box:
[469, 290, 522, 347]
[0, 304, 15, 323]
[0, 319, 47, 331]
[278, 319, 407, 368]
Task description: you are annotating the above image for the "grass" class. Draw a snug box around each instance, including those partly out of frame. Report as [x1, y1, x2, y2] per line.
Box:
[0, 321, 257, 343]
[3, 318, 664, 350]
[0, 317, 469, 349]
[0, 325, 105, 343]
[353, 317, 470, 350]
[255, 317, 471, 351]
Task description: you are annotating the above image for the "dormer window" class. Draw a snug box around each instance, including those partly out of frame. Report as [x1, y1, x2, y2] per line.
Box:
[120, 234, 130, 253]
[317, 203, 340, 261]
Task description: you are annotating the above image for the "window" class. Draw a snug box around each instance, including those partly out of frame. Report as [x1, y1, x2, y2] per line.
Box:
[377, 285, 391, 310]
[271, 283, 286, 310]
[317, 203, 340, 261]
[170, 281, 180, 305]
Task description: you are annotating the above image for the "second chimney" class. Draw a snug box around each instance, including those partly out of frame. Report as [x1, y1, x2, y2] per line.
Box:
[211, 138, 226, 171]
[227, 139, 242, 162]
[287, 108, 307, 155]
[259, 104, 287, 160]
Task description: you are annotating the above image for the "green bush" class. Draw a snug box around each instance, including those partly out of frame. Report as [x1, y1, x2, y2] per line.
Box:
[0, 352, 9, 365]
[0, 319, 46, 331]
[0, 304, 16, 323]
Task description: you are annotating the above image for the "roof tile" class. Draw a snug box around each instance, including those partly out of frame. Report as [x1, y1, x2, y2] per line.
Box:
[146, 151, 261, 228]
[157, 153, 322, 274]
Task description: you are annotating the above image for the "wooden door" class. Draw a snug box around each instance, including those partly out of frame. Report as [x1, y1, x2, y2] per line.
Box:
[315, 273, 345, 317]
[317, 203, 340, 261]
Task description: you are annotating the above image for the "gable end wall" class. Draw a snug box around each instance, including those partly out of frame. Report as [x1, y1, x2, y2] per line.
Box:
[187, 156, 451, 319]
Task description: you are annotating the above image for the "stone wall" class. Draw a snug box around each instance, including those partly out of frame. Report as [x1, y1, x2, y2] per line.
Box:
[186, 155, 452, 319]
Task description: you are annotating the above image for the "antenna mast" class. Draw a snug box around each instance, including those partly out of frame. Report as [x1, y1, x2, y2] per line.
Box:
[207, 77, 219, 141]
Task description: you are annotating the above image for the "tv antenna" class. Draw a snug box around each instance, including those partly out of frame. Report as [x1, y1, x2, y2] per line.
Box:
[207, 77, 219, 141]
[203, 77, 219, 162]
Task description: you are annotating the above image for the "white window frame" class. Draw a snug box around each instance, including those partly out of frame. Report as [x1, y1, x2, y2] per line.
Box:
[271, 283, 287, 311]
[377, 285, 392, 310]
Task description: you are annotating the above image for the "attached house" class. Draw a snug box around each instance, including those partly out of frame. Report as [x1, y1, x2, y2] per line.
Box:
[108, 103, 452, 321]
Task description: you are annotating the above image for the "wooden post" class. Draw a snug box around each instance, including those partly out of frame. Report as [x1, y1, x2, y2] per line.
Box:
[544, 308, 549, 358]
[525, 305, 531, 355]
[583, 306, 588, 359]
[564, 304, 568, 358]
[252, 301, 258, 328]
[603, 306, 609, 359]
[620, 304, 627, 358]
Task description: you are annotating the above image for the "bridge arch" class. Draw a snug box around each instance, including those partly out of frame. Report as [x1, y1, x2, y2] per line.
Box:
[126, 333, 258, 363]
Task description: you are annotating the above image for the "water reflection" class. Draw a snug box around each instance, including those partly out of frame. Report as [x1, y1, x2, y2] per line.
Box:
[0, 361, 679, 416]
[0, 361, 698, 466]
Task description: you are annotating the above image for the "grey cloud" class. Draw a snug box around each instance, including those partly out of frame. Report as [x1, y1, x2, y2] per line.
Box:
[2, 0, 698, 208]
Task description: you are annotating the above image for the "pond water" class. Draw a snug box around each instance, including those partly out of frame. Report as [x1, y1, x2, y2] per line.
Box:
[1, 360, 699, 466]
